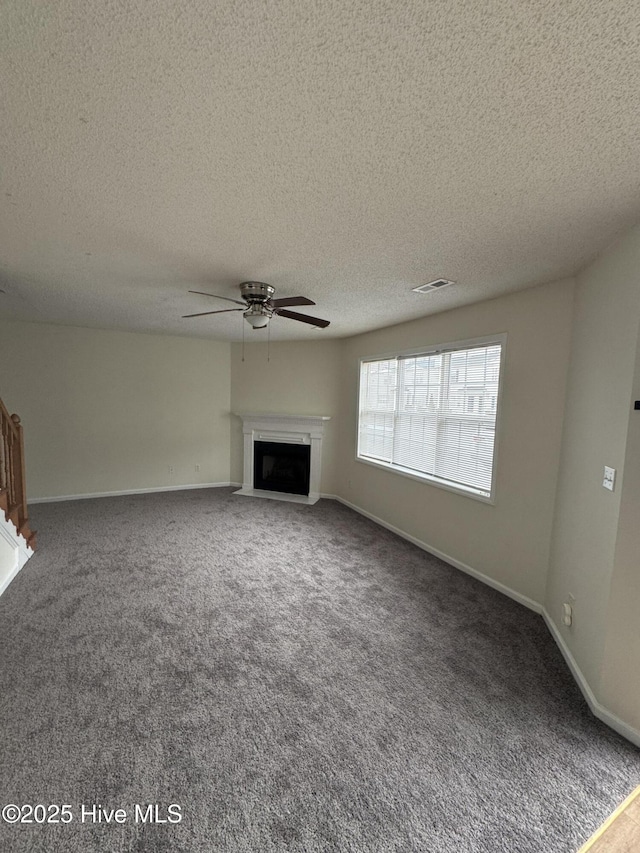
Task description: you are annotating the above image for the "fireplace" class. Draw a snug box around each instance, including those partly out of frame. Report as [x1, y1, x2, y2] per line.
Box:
[234, 413, 331, 505]
[253, 441, 311, 496]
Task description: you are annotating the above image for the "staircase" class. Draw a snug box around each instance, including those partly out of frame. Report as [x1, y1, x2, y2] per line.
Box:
[0, 397, 35, 595]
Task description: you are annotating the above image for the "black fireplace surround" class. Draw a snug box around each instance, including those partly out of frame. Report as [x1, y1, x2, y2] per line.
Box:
[253, 441, 311, 496]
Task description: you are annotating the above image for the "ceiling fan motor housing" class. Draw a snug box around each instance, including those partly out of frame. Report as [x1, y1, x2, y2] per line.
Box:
[240, 281, 275, 303]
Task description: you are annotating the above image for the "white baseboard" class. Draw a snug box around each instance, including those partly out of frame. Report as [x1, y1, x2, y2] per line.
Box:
[29, 482, 236, 504]
[332, 495, 543, 614]
[541, 609, 640, 748]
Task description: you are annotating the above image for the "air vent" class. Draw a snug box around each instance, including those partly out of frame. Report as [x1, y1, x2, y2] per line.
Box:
[412, 279, 455, 293]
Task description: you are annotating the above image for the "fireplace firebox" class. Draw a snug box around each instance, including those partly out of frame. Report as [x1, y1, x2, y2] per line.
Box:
[253, 441, 311, 496]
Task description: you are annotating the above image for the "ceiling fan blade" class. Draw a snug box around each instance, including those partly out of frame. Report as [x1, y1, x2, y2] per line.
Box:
[188, 290, 246, 306]
[182, 308, 244, 318]
[275, 308, 330, 328]
[270, 296, 316, 308]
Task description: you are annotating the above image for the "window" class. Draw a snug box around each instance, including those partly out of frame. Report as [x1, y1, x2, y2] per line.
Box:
[357, 336, 505, 500]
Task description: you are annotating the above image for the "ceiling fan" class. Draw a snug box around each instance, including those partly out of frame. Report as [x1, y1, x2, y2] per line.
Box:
[182, 281, 330, 329]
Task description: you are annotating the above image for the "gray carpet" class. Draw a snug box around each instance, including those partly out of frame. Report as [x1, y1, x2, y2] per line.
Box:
[0, 488, 638, 852]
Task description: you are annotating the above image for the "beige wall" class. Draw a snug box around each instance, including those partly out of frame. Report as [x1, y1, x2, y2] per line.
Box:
[337, 280, 575, 605]
[229, 340, 343, 495]
[599, 320, 640, 729]
[547, 223, 640, 723]
[0, 320, 231, 499]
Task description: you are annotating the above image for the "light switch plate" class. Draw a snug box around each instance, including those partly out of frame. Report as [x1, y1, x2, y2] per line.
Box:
[603, 466, 616, 491]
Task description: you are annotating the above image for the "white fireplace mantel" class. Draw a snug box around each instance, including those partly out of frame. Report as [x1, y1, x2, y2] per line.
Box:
[234, 413, 331, 505]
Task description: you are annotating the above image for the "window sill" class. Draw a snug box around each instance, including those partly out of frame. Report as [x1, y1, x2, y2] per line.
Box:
[355, 454, 495, 504]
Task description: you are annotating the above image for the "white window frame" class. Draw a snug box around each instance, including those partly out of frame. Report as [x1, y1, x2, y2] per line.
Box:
[356, 333, 507, 504]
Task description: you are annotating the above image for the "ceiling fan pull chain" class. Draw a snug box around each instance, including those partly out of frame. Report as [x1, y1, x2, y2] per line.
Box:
[242, 313, 245, 362]
[267, 318, 271, 362]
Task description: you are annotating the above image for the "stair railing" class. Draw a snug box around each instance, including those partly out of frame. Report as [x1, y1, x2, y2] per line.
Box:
[0, 397, 35, 548]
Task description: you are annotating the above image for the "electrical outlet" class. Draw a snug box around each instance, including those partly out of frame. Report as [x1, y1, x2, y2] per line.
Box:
[562, 602, 573, 627]
[168, 466, 174, 475]
[195, 464, 200, 473]
[603, 466, 616, 491]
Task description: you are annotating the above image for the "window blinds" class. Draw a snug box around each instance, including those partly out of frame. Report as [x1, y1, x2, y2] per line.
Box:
[358, 343, 502, 496]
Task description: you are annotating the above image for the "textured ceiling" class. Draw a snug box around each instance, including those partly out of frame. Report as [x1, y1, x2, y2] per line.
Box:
[1, 0, 639, 341]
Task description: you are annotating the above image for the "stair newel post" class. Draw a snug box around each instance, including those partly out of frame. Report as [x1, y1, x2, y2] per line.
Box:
[10, 414, 28, 532]
[6, 425, 14, 507]
[2, 416, 15, 507]
[0, 415, 7, 495]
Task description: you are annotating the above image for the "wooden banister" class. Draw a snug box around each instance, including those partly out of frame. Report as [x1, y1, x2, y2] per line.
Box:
[0, 398, 36, 549]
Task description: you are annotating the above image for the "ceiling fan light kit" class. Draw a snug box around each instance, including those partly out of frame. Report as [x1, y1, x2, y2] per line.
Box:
[244, 304, 272, 328]
[183, 281, 330, 330]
